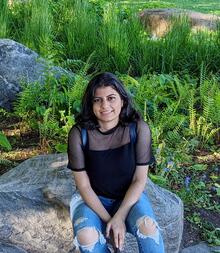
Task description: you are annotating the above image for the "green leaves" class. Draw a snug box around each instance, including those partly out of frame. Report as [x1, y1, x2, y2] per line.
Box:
[149, 174, 167, 187]
[54, 143, 67, 153]
[0, 131, 12, 151]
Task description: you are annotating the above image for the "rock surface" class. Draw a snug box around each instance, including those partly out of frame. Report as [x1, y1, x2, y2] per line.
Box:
[180, 242, 220, 253]
[140, 8, 220, 38]
[0, 242, 28, 253]
[0, 39, 70, 111]
[0, 154, 183, 253]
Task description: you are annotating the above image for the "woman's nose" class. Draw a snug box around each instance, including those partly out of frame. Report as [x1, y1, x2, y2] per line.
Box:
[101, 99, 109, 108]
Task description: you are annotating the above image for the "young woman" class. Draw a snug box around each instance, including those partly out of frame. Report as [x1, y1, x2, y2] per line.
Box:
[67, 72, 165, 253]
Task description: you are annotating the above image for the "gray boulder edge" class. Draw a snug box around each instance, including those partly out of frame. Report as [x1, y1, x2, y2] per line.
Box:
[0, 153, 183, 253]
[0, 39, 72, 110]
[180, 242, 220, 253]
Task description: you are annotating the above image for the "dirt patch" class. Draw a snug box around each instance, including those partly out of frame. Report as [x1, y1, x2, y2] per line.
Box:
[181, 219, 201, 248]
[0, 114, 47, 175]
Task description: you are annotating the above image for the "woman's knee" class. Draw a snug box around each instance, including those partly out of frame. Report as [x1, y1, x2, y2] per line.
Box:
[74, 227, 107, 252]
[77, 227, 99, 246]
[136, 216, 160, 245]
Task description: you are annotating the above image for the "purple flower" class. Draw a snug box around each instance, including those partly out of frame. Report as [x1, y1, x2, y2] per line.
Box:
[210, 186, 217, 194]
[163, 167, 170, 172]
[184, 176, 191, 191]
[167, 161, 174, 167]
[200, 174, 207, 181]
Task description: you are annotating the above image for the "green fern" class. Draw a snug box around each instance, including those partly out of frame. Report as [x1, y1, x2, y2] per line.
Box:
[203, 97, 214, 122]
[200, 77, 220, 125]
[199, 62, 207, 87]
[213, 92, 220, 124]
[14, 81, 44, 118]
[68, 74, 88, 113]
[166, 118, 186, 147]
[0, 158, 16, 167]
[189, 91, 197, 135]
[38, 108, 59, 144]
[189, 93, 219, 146]
[0, 131, 12, 151]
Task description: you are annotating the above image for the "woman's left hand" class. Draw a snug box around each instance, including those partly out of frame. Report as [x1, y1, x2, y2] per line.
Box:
[106, 214, 126, 251]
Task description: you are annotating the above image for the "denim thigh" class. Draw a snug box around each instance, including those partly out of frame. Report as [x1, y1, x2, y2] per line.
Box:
[126, 192, 165, 253]
[126, 192, 155, 230]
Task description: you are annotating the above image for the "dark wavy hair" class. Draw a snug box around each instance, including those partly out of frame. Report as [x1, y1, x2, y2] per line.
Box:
[76, 72, 140, 129]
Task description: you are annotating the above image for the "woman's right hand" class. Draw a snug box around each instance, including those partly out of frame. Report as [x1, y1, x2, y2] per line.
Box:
[106, 214, 126, 251]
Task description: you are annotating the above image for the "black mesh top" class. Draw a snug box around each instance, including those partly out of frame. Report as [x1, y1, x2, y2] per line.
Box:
[67, 119, 152, 199]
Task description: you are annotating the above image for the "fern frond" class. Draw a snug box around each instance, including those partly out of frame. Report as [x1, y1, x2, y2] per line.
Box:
[0, 158, 14, 166]
[202, 97, 214, 121]
[200, 79, 211, 102]
[201, 121, 212, 141]
[205, 128, 220, 143]
[199, 62, 206, 87]
[196, 116, 204, 137]
[166, 118, 185, 146]
[189, 92, 196, 134]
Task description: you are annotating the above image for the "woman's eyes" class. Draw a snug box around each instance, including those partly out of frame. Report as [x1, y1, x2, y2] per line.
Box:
[93, 96, 116, 103]
[107, 96, 116, 102]
[93, 98, 101, 103]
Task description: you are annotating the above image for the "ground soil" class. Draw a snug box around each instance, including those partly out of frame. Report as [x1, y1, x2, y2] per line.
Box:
[0, 115, 219, 249]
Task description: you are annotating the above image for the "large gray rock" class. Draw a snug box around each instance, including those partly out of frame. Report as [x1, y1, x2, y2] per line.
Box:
[140, 8, 220, 38]
[0, 154, 183, 253]
[0, 39, 70, 110]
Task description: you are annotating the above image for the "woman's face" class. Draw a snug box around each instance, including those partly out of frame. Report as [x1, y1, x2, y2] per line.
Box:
[92, 86, 123, 129]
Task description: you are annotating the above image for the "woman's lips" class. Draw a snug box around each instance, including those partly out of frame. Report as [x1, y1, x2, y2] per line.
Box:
[100, 111, 112, 115]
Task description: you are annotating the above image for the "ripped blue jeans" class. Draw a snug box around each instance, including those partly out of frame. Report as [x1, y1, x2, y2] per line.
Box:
[71, 192, 165, 253]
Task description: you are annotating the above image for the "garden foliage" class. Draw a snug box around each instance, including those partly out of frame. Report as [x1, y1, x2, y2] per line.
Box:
[0, 0, 219, 246]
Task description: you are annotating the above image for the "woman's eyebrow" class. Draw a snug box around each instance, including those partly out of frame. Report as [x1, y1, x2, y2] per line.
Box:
[94, 93, 116, 98]
[107, 94, 117, 97]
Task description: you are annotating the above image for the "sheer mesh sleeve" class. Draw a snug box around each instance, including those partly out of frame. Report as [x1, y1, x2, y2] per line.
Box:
[67, 126, 86, 171]
[135, 120, 153, 165]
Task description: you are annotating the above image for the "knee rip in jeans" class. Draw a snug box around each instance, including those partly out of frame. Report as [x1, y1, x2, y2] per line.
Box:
[136, 216, 160, 245]
[73, 227, 106, 252]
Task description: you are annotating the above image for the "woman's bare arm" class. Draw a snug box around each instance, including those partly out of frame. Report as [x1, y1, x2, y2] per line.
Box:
[73, 170, 111, 223]
[115, 165, 148, 219]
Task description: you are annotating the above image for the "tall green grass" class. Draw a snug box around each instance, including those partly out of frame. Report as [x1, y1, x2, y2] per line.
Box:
[2, 0, 220, 76]
[64, 0, 99, 61]
[0, 0, 9, 38]
[22, 0, 53, 56]
[98, 3, 130, 72]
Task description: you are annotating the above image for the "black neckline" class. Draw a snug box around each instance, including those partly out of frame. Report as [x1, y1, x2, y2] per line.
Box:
[97, 124, 119, 135]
